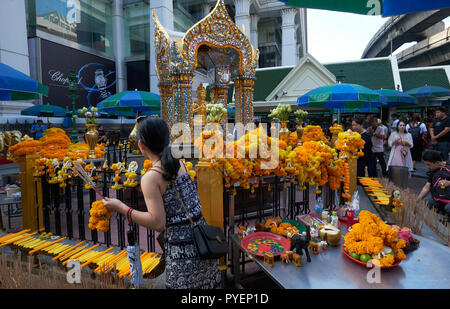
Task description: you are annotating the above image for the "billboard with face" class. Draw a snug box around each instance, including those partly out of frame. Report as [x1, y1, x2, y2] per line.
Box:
[40, 38, 116, 109]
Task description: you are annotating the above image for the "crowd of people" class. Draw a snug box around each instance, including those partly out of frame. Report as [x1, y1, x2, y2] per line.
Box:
[350, 106, 450, 217]
[351, 107, 449, 179]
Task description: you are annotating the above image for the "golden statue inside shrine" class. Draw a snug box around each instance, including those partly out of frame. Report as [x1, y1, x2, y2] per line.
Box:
[153, 0, 259, 132]
[192, 84, 209, 123]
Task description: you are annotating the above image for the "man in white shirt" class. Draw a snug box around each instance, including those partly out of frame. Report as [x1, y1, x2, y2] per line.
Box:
[370, 117, 388, 177]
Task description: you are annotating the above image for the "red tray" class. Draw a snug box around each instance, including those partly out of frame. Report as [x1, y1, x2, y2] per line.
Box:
[341, 244, 401, 269]
[241, 232, 290, 258]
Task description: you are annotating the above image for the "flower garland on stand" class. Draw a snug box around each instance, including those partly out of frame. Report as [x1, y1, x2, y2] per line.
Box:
[301, 125, 328, 143]
[111, 162, 125, 190]
[124, 161, 138, 188]
[47, 159, 60, 184]
[56, 158, 72, 188]
[335, 130, 365, 201]
[336, 130, 365, 159]
[34, 158, 48, 177]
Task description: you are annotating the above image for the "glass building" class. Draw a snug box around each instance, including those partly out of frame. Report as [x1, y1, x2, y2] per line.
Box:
[18, 0, 306, 109]
[26, 0, 114, 56]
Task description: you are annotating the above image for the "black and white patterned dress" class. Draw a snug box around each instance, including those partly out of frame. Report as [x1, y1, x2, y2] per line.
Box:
[162, 173, 221, 289]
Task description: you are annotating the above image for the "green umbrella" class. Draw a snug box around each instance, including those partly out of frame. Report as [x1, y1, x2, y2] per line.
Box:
[98, 90, 160, 113]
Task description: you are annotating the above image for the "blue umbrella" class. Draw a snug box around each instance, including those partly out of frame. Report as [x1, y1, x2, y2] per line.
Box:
[405, 85, 450, 98]
[278, 1, 450, 17]
[374, 89, 416, 107]
[333, 107, 379, 114]
[382, 0, 450, 17]
[0, 62, 48, 100]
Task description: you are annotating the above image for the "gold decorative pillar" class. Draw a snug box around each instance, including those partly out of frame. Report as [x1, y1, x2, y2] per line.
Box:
[19, 153, 44, 232]
[159, 82, 173, 128]
[172, 73, 193, 130]
[233, 78, 242, 125]
[234, 77, 254, 127]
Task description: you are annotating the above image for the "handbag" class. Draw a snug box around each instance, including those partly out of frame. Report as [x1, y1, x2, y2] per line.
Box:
[171, 181, 227, 259]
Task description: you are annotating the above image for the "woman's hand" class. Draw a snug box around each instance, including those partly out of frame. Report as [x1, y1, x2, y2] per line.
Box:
[102, 197, 126, 214]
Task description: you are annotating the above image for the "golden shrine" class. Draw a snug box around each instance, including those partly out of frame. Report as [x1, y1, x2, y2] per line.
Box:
[153, 0, 259, 131]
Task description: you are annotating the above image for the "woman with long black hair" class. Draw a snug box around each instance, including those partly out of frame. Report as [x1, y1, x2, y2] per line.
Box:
[102, 117, 221, 289]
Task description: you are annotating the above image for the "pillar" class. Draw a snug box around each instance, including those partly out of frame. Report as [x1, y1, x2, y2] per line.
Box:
[250, 14, 259, 51]
[234, 0, 250, 37]
[172, 73, 193, 129]
[234, 77, 255, 127]
[281, 8, 298, 66]
[150, 0, 174, 94]
[19, 153, 44, 232]
[113, 0, 127, 92]
[298, 8, 308, 58]
[196, 160, 227, 272]
[159, 81, 174, 128]
[196, 161, 224, 229]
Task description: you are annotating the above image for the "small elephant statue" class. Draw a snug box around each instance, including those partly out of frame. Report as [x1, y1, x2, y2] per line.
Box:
[290, 225, 312, 263]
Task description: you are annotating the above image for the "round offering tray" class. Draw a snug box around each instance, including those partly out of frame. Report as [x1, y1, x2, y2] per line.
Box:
[341, 244, 401, 269]
[241, 232, 290, 258]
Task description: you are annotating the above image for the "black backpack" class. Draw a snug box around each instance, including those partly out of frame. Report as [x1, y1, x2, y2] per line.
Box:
[430, 167, 450, 203]
[408, 124, 422, 141]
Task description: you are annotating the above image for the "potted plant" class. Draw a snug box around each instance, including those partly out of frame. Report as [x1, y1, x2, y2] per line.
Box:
[269, 104, 292, 141]
[79, 107, 99, 159]
[294, 109, 308, 145]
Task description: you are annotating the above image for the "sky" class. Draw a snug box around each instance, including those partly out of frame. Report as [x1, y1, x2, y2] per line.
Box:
[307, 9, 450, 63]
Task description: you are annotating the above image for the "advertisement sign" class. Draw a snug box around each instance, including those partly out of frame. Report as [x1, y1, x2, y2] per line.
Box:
[40, 38, 116, 109]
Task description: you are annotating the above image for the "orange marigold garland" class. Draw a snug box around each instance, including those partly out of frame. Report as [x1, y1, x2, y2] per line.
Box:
[344, 210, 407, 267]
[301, 125, 328, 143]
[8, 140, 41, 157]
[89, 200, 112, 232]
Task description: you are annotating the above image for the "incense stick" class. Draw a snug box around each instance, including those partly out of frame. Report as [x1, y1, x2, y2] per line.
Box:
[72, 161, 105, 199]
